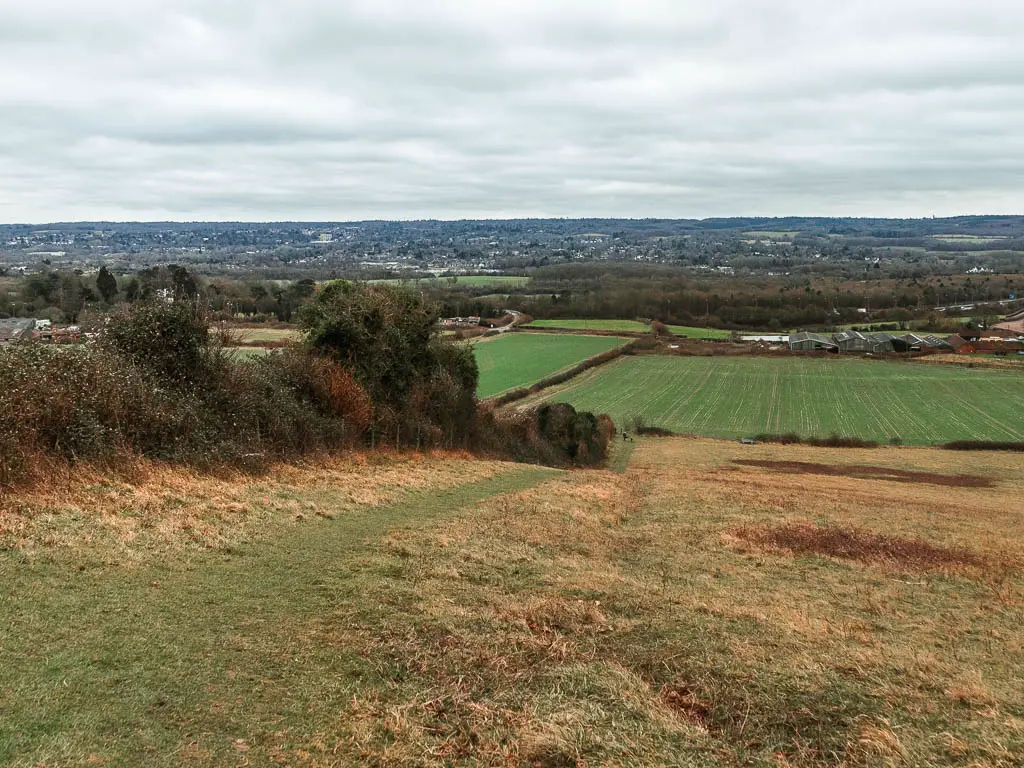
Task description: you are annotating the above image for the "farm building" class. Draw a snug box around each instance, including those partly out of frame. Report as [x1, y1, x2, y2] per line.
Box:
[793, 331, 947, 354]
[834, 330, 875, 353]
[956, 327, 1018, 343]
[948, 335, 973, 353]
[948, 334, 1024, 354]
[821, 331, 908, 354]
[789, 332, 838, 352]
[867, 333, 913, 354]
[900, 333, 953, 351]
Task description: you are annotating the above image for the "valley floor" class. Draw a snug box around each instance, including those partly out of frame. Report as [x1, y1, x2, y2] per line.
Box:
[2, 442, 1022, 766]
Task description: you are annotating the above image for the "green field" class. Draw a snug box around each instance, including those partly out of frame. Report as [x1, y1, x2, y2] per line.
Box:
[932, 234, 1007, 243]
[220, 326, 300, 343]
[226, 346, 275, 360]
[522, 355, 1024, 444]
[367, 275, 530, 288]
[527, 318, 732, 339]
[473, 333, 627, 398]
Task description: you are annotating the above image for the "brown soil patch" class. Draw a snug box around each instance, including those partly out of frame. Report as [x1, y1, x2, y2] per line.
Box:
[732, 459, 993, 488]
[659, 683, 716, 731]
[733, 522, 988, 572]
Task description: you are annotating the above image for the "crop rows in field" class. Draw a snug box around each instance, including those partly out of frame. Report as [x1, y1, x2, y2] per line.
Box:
[473, 333, 628, 398]
[521, 355, 1024, 444]
[527, 318, 732, 339]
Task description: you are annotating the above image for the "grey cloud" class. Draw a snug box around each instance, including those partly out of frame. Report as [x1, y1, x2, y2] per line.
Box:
[1, 0, 1022, 221]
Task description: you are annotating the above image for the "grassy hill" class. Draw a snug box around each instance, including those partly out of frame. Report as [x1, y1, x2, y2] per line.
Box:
[2, 441, 1022, 765]
[519, 355, 1024, 444]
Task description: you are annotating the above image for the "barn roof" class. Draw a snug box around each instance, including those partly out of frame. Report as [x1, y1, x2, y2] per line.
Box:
[790, 331, 837, 346]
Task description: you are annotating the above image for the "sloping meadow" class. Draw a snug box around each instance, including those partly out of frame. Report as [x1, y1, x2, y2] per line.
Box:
[1, 437, 1022, 764]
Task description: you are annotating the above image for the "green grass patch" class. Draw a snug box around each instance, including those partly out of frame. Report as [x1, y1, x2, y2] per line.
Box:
[528, 318, 731, 339]
[606, 436, 636, 473]
[523, 355, 1024, 444]
[0, 466, 557, 767]
[473, 333, 628, 398]
[225, 326, 300, 343]
[225, 346, 275, 360]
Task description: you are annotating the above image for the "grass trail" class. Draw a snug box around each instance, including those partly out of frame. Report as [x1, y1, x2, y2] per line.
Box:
[0, 467, 556, 766]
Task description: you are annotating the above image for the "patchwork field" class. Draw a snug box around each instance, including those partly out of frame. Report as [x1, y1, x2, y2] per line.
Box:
[527, 318, 732, 339]
[2, 440, 1022, 766]
[519, 355, 1024, 444]
[472, 332, 627, 398]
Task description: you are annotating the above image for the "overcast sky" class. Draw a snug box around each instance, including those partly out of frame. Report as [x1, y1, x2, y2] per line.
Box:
[1, 0, 1022, 222]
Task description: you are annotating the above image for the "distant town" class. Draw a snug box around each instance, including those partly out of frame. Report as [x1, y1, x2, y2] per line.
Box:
[3, 216, 1024, 282]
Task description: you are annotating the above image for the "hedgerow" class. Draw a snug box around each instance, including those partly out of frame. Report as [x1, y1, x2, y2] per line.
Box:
[0, 292, 614, 488]
[749, 433, 880, 448]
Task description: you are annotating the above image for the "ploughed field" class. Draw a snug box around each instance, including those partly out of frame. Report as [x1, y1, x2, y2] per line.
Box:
[472, 332, 627, 398]
[519, 355, 1024, 444]
[3, 440, 1022, 765]
[527, 317, 732, 339]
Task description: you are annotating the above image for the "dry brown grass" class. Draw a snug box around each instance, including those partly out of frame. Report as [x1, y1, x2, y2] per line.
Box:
[731, 521, 994, 573]
[0, 450, 508, 564]
[844, 718, 909, 766]
[5, 436, 1023, 765]
[319, 437, 1024, 765]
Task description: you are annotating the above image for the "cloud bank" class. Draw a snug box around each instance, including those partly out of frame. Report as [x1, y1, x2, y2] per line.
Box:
[1, 0, 1022, 221]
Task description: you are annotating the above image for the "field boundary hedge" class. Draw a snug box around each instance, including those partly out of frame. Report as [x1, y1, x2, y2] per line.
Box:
[516, 326, 650, 339]
[749, 433, 881, 448]
[940, 441, 1024, 452]
[490, 338, 651, 407]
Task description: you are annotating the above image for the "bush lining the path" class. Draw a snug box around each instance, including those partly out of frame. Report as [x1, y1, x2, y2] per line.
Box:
[749, 433, 880, 448]
[1, 294, 615, 489]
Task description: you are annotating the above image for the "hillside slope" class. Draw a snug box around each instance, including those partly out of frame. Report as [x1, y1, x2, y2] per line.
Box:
[2, 442, 1022, 765]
